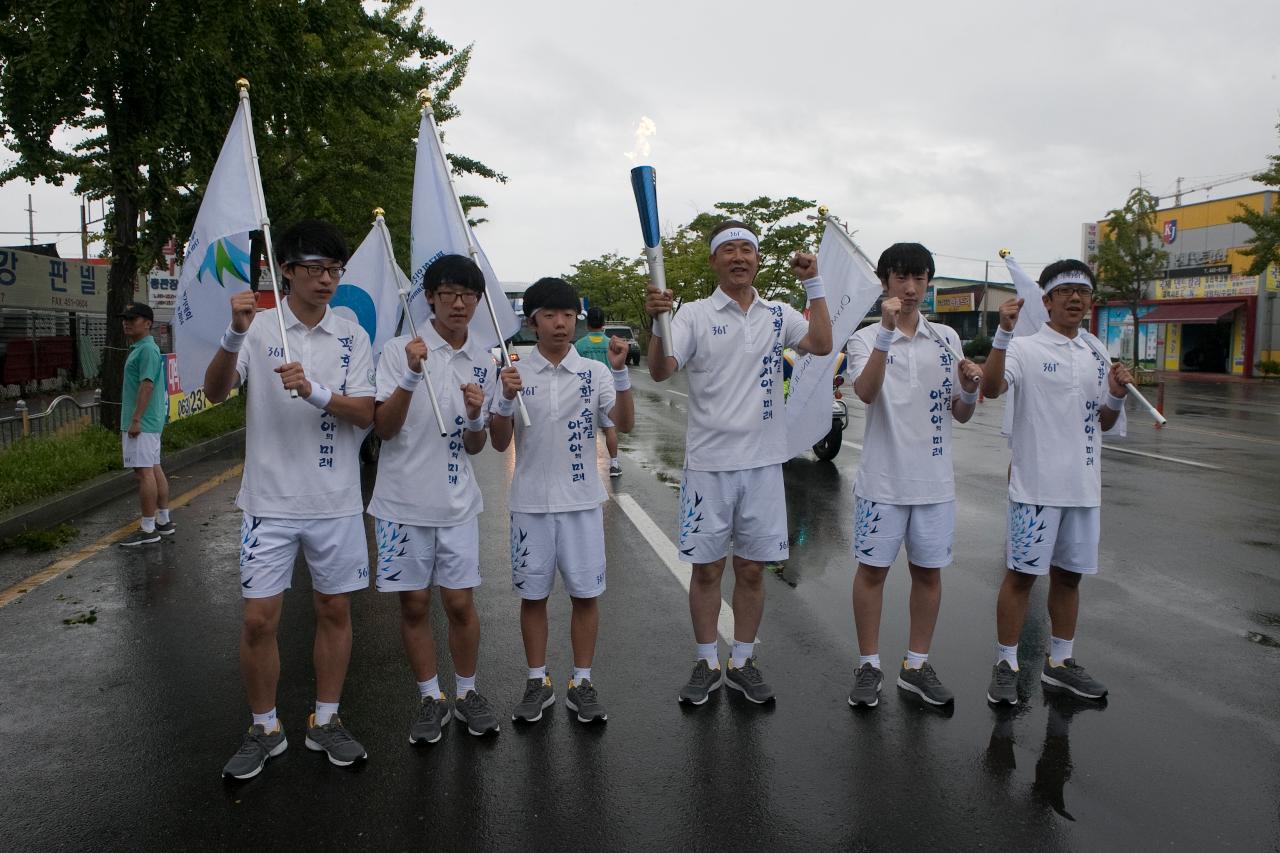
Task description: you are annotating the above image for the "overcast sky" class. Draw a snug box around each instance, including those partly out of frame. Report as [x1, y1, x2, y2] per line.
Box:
[3, 0, 1278, 283]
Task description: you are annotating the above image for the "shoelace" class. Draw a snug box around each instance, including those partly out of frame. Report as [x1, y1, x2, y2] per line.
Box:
[736, 661, 764, 685]
[693, 663, 718, 686]
[995, 665, 1017, 687]
[318, 720, 355, 745]
[237, 729, 271, 755]
[460, 692, 493, 716]
[521, 679, 546, 704]
[855, 666, 880, 689]
[574, 681, 599, 704]
[918, 664, 943, 687]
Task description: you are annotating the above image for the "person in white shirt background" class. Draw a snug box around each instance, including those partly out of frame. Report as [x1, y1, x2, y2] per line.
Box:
[845, 242, 983, 710]
[645, 220, 832, 707]
[205, 220, 376, 779]
[980, 258, 1133, 707]
[368, 254, 500, 743]
[491, 277, 634, 725]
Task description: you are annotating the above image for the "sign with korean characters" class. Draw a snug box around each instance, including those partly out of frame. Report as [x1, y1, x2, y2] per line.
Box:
[0, 248, 123, 313]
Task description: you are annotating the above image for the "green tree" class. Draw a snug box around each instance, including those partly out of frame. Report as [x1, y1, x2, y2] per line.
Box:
[1230, 121, 1280, 281]
[565, 253, 649, 329]
[1095, 187, 1166, 367]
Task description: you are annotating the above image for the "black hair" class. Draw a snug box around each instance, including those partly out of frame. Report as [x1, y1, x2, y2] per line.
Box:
[875, 243, 935, 283]
[425, 254, 485, 294]
[586, 307, 605, 328]
[1038, 258, 1096, 290]
[276, 219, 350, 266]
[522, 277, 580, 317]
[707, 219, 758, 246]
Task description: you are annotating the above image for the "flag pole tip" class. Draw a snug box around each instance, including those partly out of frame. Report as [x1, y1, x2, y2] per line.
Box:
[372, 207, 385, 218]
[417, 88, 433, 107]
[998, 248, 1012, 258]
[236, 78, 250, 91]
[817, 205, 829, 217]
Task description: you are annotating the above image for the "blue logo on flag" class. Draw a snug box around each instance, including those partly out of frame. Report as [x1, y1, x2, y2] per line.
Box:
[330, 283, 377, 345]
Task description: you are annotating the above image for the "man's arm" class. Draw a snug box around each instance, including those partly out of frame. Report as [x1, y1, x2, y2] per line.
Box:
[461, 382, 489, 454]
[645, 288, 680, 382]
[373, 338, 426, 441]
[1098, 362, 1134, 432]
[790, 253, 833, 356]
[488, 365, 522, 452]
[204, 290, 257, 403]
[128, 379, 154, 438]
[981, 298, 1023, 399]
[853, 297, 900, 405]
[604, 337, 635, 433]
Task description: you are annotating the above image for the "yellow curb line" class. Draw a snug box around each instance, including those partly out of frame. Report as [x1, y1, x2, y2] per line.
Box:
[0, 462, 244, 610]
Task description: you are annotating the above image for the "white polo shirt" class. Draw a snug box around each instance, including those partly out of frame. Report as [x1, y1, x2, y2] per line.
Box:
[1003, 325, 1125, 507]
[502, 346, 617, 513]
[848, 321, 963, 505]
[367, 324, 498, 527]
[669, 287, 808, 472]
[235, 299, 375, 519]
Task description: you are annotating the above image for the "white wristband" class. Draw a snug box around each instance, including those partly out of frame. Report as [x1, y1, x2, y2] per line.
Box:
[494, 395, 516, 418]
[464, 414, 485, 432]
[803, 276, 825, 302]
[304, 383, 332, 410]
[611, 368, 631, 392]
[873, 326, 895, 352]
[221, 326, 247, 353]
[1104, 391, 1126, 411]
[992, 327, 1015, 350]
[957, 386, 979, 405]
[649, 323, 662, 339]
[398, 367, 423, 393]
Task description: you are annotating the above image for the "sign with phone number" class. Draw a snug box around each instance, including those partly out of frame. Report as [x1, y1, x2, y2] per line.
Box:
[165, 353, 233, 421]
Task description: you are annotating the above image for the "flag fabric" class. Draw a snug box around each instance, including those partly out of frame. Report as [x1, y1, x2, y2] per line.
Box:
[999, 254, 1052, 439]
[406, 110, 519, 349]
[172, 98, 261, 392]
[330, 218, 406, 365]
[784, 219, 884, 457]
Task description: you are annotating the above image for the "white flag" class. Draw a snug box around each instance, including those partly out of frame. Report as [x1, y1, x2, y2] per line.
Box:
[407, 110, 519, 349]
[172, 99, 262, 392]
[999, 254, 1052, 438]
[331, 218, 405, 365]
[785, 219, 884, 457]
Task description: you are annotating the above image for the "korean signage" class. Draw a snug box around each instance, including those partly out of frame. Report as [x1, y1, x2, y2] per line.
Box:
[1081, 222, 1099, 267]
[934, 291, 975, 313]
[164, 352, 233, 422]
[148, 274, 179, 312]
[0, 248, 115, 313]
[1154, 275, 1259, 300]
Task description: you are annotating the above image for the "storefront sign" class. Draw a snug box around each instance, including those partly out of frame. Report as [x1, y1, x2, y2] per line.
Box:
[0, 248, 113, 313]
[1154, 275, 1259, 300]
[165, 352, 232, 421]
[935, 291, 975, 313]
[148, 274, 179, 311]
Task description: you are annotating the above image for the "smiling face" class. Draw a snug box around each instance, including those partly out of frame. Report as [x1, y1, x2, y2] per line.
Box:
[710, 239, 760, 290]
[1043, 284, 1093, 332]
[530, 307, 578, 353]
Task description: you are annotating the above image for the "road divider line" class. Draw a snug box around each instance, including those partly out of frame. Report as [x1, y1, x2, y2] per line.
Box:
[667, 389, 689, 397]
[1100, 445, 1221, 470]
[842, 440, 863, 451]
[613, 492, 736, 644]
[0, 462, 244, 610]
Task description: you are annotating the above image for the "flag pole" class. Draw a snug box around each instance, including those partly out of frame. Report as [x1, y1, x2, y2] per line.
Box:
[237, 78, 297, 398]
[418, 89, 531, 428]
[374, 208, 448, 437]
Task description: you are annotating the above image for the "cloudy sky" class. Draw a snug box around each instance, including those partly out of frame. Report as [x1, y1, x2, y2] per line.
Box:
[4, 0, 1278, 283]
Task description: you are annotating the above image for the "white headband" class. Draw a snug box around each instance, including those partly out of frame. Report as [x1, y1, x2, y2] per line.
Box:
[709, 228, 759, 256]
[1043, 270, 1093, 294]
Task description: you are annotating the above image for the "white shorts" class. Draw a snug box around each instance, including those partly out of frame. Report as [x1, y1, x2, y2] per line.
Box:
[853, 497, 955, 569]
[599, 411, 616, 430]
[239, 513, 370, 598]
[510, 507, 606, 600]
[678, 465, 789, 564]
[1007, 501, 1100, 575]
[121, 431, 162, 468]
[373, 516, 480, 592]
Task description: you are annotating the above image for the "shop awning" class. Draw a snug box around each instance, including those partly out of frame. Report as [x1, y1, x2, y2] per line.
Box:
[1139, 301, 1245, 324]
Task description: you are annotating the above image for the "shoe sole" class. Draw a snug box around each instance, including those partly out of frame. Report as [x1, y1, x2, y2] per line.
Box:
[119, 535, 161, 547]
[408, 730, 443, 745]
[986, 691, 1019, 705]
[511, 693, 556, 723]
[304, 737, 366, 766]
[453, 708, 500, 736]
[896, 676, 954, 706]
[156, 528, 175, 536]
[847, 680, 882, 708]
[224, 737, 288, 780]
[677, 674, 723, 706]
[1040, 672, 1106, 699]
[725, 676, 774, 704]
[565, 696, 607, 723]
[609, 471, 621, 478]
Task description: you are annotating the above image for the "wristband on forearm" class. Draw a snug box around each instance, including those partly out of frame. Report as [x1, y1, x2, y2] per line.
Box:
[464, 414, 486, 432]
[992, 327, 1015, 350]
[649, 323, 663, 339]
[304, 383, 332, 410]
[493, 395, 516, 418]
[873, 326, 894, 353]
[803, 276, 825, 302]
[398, 367, 423, 393]
[1104, 391, 1126, 411]
[611, 368, 631, 392]
[957, 386, 979, 405]
[221, 326, 247, 353]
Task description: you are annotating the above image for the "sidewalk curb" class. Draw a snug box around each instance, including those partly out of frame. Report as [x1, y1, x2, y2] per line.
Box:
[0, 428, 245, 542]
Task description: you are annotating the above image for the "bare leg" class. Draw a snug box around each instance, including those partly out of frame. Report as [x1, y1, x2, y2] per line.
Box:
[906, 562, 942, 654]
[313, 591, 353, 704]
[730, 556, 765, 643]
[996, 570, 1038, 647]
[398, 589, 437, 683]
[689, 559, 726, 644]
[1046, 566, 1082, 642]
[240, 594, 284, 714]
[852, 563, 889, 656]
[605, 427, 618, 459]
[152, 463, 170, 513]
[440, 587, 480, 678]
[520, 598, 549, 669]
[569, 596, 599, 669]
[134, 468, 157, 517]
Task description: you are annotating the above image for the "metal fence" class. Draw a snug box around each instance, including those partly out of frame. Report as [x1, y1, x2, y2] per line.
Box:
[0, 391, 101, 449]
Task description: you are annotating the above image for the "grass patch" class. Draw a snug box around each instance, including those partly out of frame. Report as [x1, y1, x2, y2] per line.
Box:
[2, 522, 78, 553]
[162, 393, 244, 452]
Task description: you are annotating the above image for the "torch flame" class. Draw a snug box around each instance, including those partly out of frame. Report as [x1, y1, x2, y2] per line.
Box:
[623, 116, 658, 163]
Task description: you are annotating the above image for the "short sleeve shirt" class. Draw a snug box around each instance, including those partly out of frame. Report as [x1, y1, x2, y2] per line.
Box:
[574, 332, 610, 365]
[848, 321, 963, 504]
[122, 336, 168, 433]
[234, 300, 375, 519]
[500, 346, 617, 513]
[668, 287, 808, 471]
[367, 325, 498, 527]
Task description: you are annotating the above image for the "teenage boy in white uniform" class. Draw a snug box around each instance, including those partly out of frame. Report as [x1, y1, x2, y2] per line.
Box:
[491, 277, 634, 725]
[846, 243, 983, 709]
[645, 220, 832, 706]
[206, 220, 376, 779]
[980, 259, 1132, 705]
[369, 254, 499, 742]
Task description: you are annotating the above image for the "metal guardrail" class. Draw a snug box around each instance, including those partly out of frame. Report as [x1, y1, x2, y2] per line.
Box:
[0, 391, 101, 449]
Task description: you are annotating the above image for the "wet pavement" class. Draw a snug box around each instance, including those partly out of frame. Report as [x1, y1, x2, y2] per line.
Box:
[1, 372, 1278, 851]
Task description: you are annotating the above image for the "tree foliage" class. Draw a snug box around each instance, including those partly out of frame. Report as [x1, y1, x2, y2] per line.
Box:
[1094, 187, 1167, 366]
[1230, 121, 1280, 279]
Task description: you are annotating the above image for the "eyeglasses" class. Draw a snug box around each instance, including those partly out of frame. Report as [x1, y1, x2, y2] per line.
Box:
[290, 263, 347, 279]
[433, 289, 481, 305]
[1051, 285, 1093, 299]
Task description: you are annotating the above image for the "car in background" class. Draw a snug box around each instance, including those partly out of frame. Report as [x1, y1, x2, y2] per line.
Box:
[603, 324, 642, 366]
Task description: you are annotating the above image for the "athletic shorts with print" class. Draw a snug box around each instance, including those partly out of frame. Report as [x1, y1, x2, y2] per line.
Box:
[853, 497, 955, 569]
[510, 506, 606, 599]
[1006, 501, 1100, 575]
[239, 513, 370, 598]
[374, 516, 480, 592]
[678, 465, 789, 564]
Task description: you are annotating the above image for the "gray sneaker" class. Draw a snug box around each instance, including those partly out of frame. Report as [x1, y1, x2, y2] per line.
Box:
[118, 528, 161, 547]
[987, 661, 1020, 705]
[1041, 657, 1107, 700]
[222, 723, 287, 779]
[512, 676, 555, 723]
[896, 661, 954, 706]
[409, 693, 450, 745]
[454, 690, 500, 736]
[725, 657, 775, 704]
[565, 678, 608, 723]
[304, 713, 367, 766]
[155, 521, 176, 536]
[848, 662, 884, 708]
[678, 659, 723, 705]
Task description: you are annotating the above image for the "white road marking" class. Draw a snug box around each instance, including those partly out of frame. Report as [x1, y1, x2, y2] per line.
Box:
[1101, 444, 1222, 471]
[667, 389, 689, 397]
[613, 492, 737, 644]
[842, 439, 863, 451]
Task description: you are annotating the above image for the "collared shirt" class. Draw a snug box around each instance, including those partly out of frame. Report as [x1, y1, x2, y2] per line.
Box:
[367, 324, 498, 526]
[574, 332, 610, 365]
[122, 335, 167, 433]
[501, 346, 617, 513]
[234, 299, 375, 519]
[848, 321, 963, 504]
[1003, 325, 1125, 507]
[669, 287, 808, 472]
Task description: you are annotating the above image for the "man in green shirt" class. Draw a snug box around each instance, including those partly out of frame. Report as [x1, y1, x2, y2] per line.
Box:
[574, 307, 621, 477]
[118, 302, 173, 546]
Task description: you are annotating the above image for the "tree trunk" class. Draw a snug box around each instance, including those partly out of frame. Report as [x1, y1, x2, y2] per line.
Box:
[100, 191, 139, 433]
[1130, 302, 1141, 369]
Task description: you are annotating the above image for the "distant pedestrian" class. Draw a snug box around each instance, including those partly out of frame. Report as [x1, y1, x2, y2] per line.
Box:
[574, 306, 623, 477]
[117, 302, 173, 547]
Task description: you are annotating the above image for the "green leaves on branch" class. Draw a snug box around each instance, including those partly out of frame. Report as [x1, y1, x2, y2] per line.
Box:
[1095, 186, 1166, 365]
[1230, 121, 1280, 279]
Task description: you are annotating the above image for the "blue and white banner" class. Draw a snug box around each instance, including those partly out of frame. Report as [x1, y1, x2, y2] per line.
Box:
[332, 218, 406, 365]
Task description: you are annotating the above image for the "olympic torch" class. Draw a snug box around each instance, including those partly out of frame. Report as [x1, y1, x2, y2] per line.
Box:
[630, 166, 673, 357]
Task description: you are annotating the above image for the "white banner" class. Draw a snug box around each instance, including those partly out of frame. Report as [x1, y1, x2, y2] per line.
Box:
[1000, 254, 1052, 437]
[331, 219, 406, 365]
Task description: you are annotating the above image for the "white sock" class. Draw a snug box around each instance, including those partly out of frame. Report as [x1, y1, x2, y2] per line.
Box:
[251, 708, 278, 731]
[905, 650, 928, 670]
[156, 508, 170, 524]
[572, 667, 592, 685]
[456, 673, 476, 697]
[528, 665, 546, 681]
[611, 457, 619, 465]
[140, 516, 156, 533]
[417, 676, 439, 698]
[731, 640, 754, 668]
[1049, 636, 1074, 666]
[696, 642, 719, 666]
[859, 653, 882, 670]
[996, 642, 1020, 671]
[314, 701, 340, 726]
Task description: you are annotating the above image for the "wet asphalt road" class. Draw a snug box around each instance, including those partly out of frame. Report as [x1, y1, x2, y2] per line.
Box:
[1, 372, 1278, 851]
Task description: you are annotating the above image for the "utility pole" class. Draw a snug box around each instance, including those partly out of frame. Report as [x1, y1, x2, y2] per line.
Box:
[80, 202, 89, 258]
[980, 260, 989, 337]
[1175, 177, 1183, 207]
[27, 193, 35, 246]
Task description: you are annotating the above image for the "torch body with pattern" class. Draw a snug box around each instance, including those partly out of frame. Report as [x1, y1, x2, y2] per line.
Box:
[630, 165, 673, 357]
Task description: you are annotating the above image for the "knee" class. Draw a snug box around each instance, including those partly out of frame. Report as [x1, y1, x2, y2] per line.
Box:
[1003, 570, 1038, 594]
[440, 592, 474, 626]
[242, 609, 278, 643]
[733, 559, 764, 590]
[399, 593, 430, 626]
[909, 566, 941, 590]
[1050, 568, 1082, 590]
[692, 562, 725, 587]
[314, 593, 352, 625]
[856, 564, 889, 588]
